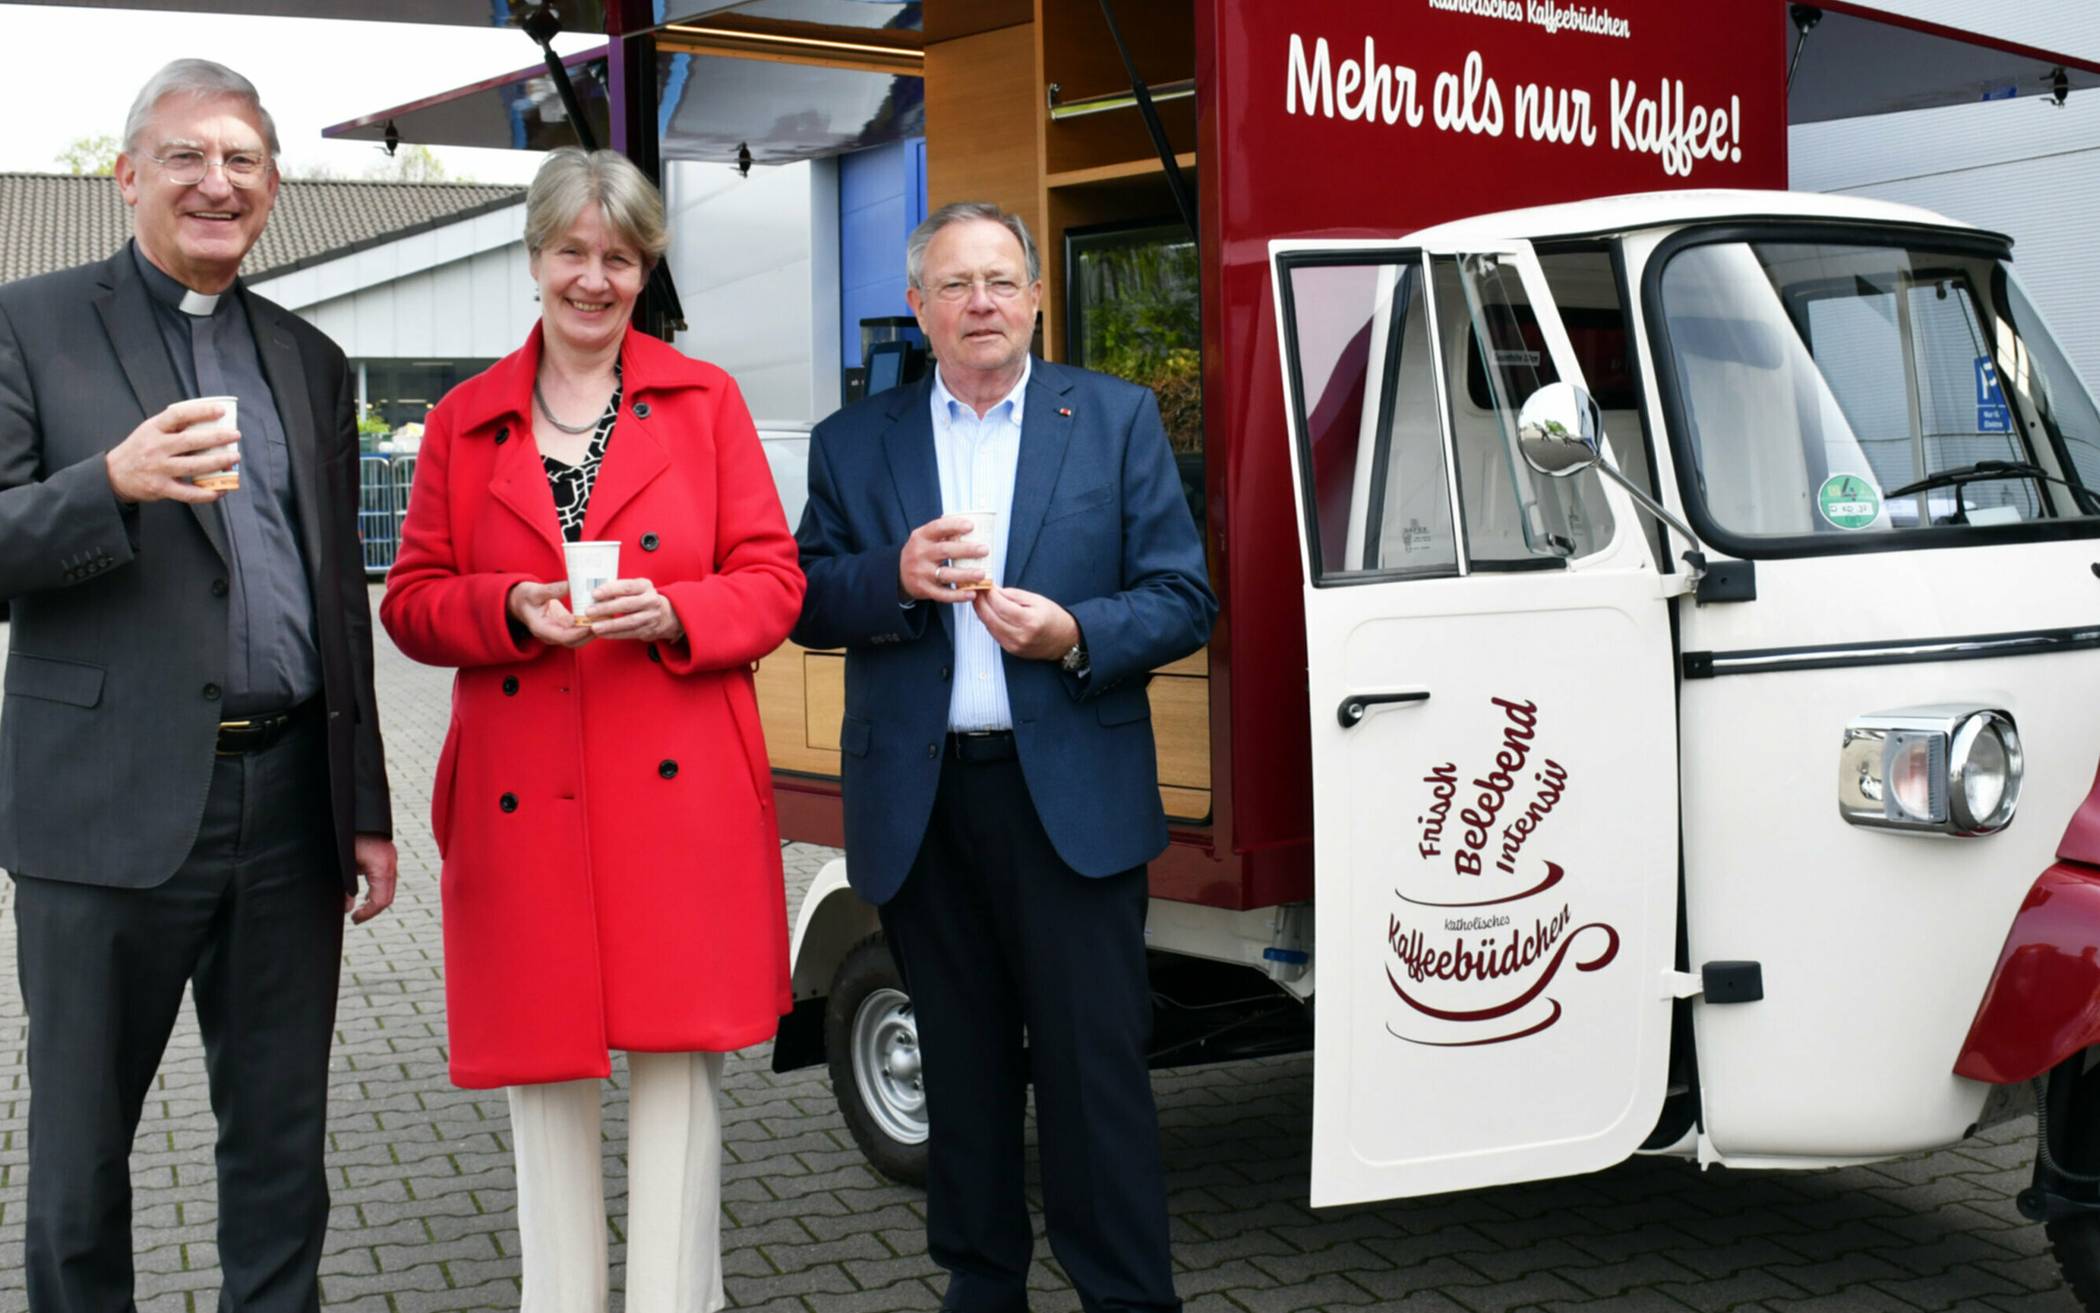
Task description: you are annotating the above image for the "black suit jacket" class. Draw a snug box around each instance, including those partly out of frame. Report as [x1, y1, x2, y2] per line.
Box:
[0, 248, 389, 891]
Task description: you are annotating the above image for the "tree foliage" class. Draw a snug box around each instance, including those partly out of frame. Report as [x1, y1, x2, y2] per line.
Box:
[55, 134, 121, 176]
[369, 145, 452, 183]
[280, 145, 468, 184]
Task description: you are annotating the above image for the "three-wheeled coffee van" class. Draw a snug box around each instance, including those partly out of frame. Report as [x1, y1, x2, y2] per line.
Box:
[311, 0, 2100, 1296]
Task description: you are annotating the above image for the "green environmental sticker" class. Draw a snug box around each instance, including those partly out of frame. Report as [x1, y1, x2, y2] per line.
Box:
[1817, 473, 1882, 531]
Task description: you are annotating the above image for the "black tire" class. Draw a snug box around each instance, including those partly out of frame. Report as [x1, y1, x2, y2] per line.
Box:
[824, 935, 930, 1187]
[2047, 1062, 2100, 1309]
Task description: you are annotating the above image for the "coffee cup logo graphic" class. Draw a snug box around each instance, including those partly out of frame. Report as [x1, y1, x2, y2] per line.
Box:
[1387, 695, 1619, 1046]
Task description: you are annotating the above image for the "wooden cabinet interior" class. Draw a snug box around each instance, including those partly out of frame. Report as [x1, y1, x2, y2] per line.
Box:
[1039, 0, 1197, 177]
[924, 22, 1044, 250]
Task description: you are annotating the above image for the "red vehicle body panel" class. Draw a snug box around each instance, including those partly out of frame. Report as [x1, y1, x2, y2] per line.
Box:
[2058, 760, 2100, 867]
[1956, 764, 2100, 1084]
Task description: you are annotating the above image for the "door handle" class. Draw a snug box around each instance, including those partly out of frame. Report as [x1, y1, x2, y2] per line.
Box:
[1337, 689, 1430, 728]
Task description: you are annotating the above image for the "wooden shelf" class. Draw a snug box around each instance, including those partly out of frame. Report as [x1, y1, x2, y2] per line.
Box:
[1047, 152, 1196, 191]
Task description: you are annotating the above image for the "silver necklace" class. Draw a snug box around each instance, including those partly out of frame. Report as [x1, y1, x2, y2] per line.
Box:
[534, 378, 599, 435]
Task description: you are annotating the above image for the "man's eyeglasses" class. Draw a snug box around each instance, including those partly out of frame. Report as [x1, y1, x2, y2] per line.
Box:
[150, 150, 273, 188]
[925, 276, 1029, 304]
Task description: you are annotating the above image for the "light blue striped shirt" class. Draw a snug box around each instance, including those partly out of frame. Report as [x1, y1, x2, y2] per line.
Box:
[931, 359, 1029, 731]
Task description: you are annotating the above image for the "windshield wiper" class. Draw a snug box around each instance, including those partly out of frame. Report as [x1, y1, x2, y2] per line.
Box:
[1886, 459, 2100, 521]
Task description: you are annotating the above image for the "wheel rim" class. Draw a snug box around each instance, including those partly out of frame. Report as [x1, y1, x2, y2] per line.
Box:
[850, 987, 929, 1146]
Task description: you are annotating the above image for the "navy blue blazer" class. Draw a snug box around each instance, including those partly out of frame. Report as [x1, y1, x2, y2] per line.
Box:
[792, 359, 1217, 906]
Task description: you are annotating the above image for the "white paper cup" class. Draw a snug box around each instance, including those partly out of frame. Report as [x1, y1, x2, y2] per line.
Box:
[951, 509, 998, 592]
[563, 540, 621, 626]
[188, 395, 240, 491]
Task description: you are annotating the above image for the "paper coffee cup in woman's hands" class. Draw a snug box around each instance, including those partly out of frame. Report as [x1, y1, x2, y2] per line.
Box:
[563, 540, 621, 625]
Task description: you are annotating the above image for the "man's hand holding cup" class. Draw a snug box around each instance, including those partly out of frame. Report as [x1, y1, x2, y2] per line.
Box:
[105, 397, 243, 505]
[899, 513, 993, 601]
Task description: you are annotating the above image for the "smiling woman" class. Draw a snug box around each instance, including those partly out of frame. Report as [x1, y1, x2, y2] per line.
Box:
[523, 147, 670, 463]
[379, 144, 803, 1313]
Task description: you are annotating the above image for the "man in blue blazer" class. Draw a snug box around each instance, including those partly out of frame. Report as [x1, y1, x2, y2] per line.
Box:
[794, 202, 1215, 1313]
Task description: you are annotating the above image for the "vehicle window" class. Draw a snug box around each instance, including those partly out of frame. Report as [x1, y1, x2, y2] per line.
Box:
[1436, 254, 1613, 565]
[1534, 247, 1664, 560]
[1281, 257, 1458, 581]
[2000, 273, 2100, 499]
[1798, 272, 2037, 527]
[1657, 239, 2100, 545]
[1464, 307, 1637, 412]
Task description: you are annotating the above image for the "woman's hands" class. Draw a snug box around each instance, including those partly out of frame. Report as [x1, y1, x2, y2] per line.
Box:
[507, 580, 594, 647]
[580, 578, 684, 643]
[507, 577, 684, 647]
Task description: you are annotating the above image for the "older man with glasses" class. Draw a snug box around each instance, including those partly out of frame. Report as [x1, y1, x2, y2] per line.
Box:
[0, 58, 396, 1312]
[794, 202, 1215, 1313]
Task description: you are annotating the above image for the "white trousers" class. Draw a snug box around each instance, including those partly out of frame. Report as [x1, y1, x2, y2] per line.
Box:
[508, 1051, 727, 1313]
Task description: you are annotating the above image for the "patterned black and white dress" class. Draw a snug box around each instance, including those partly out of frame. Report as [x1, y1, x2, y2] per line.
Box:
[544, 366, 622, 542]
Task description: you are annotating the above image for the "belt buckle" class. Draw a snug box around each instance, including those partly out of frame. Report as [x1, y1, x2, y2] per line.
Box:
[950, 729, 1011, 762]
[215, 708, 296, 755]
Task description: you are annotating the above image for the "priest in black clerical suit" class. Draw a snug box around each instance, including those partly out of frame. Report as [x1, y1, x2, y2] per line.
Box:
[0, 59, 395, 1313]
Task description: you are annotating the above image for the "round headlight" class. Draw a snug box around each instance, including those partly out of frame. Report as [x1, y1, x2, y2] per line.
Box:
[1950, 711, 2022, 833]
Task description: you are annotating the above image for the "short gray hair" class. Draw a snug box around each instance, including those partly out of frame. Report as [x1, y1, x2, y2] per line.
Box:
[906, 202, 1040, 289]
[123, 59, 280, 157]
[523, 147, 670, 271]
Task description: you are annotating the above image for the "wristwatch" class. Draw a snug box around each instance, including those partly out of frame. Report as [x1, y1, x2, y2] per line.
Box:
[1059, 641, 1089, 676]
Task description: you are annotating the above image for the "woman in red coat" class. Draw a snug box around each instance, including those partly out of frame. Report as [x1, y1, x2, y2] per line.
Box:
[380, 147, 803, 1313]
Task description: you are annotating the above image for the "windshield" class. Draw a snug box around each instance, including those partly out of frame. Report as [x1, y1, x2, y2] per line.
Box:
[1655, 238, 2100, 545]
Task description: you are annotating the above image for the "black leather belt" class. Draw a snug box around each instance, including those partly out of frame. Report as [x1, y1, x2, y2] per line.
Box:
[215, 700, 317, 755]
[947, 729, 1016, 763]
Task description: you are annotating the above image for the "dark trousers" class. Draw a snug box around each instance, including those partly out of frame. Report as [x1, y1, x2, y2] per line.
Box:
[14, 718, 344, 1313]
[880, 745, 1180, 1313]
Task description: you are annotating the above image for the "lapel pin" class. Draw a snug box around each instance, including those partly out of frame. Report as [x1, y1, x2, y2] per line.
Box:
[1057, 407, 1072, 417]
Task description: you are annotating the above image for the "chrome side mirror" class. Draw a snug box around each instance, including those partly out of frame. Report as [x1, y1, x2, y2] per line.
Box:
[1515, 380, 1703, 561]
[1516, 381, 1603, 478]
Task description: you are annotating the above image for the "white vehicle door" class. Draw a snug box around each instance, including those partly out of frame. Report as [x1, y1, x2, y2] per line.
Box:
[1270, 240, 1681, 1205]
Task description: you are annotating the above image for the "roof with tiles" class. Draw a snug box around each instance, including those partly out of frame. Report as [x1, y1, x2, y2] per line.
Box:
[0, 173, 525, 286]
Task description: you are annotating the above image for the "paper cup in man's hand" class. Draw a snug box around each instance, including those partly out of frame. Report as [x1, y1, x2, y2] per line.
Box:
[952, 509, 998, 592]
[188, 395, 241, 491]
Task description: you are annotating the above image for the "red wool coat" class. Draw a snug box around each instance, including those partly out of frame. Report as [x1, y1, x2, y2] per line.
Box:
[380, 325, 805, 1089]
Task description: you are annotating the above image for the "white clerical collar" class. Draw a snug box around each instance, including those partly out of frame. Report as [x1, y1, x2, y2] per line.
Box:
[178, 289, 221, 317]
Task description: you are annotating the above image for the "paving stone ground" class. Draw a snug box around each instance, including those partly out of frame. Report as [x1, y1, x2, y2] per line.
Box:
[0, 590, 2085, 1312]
